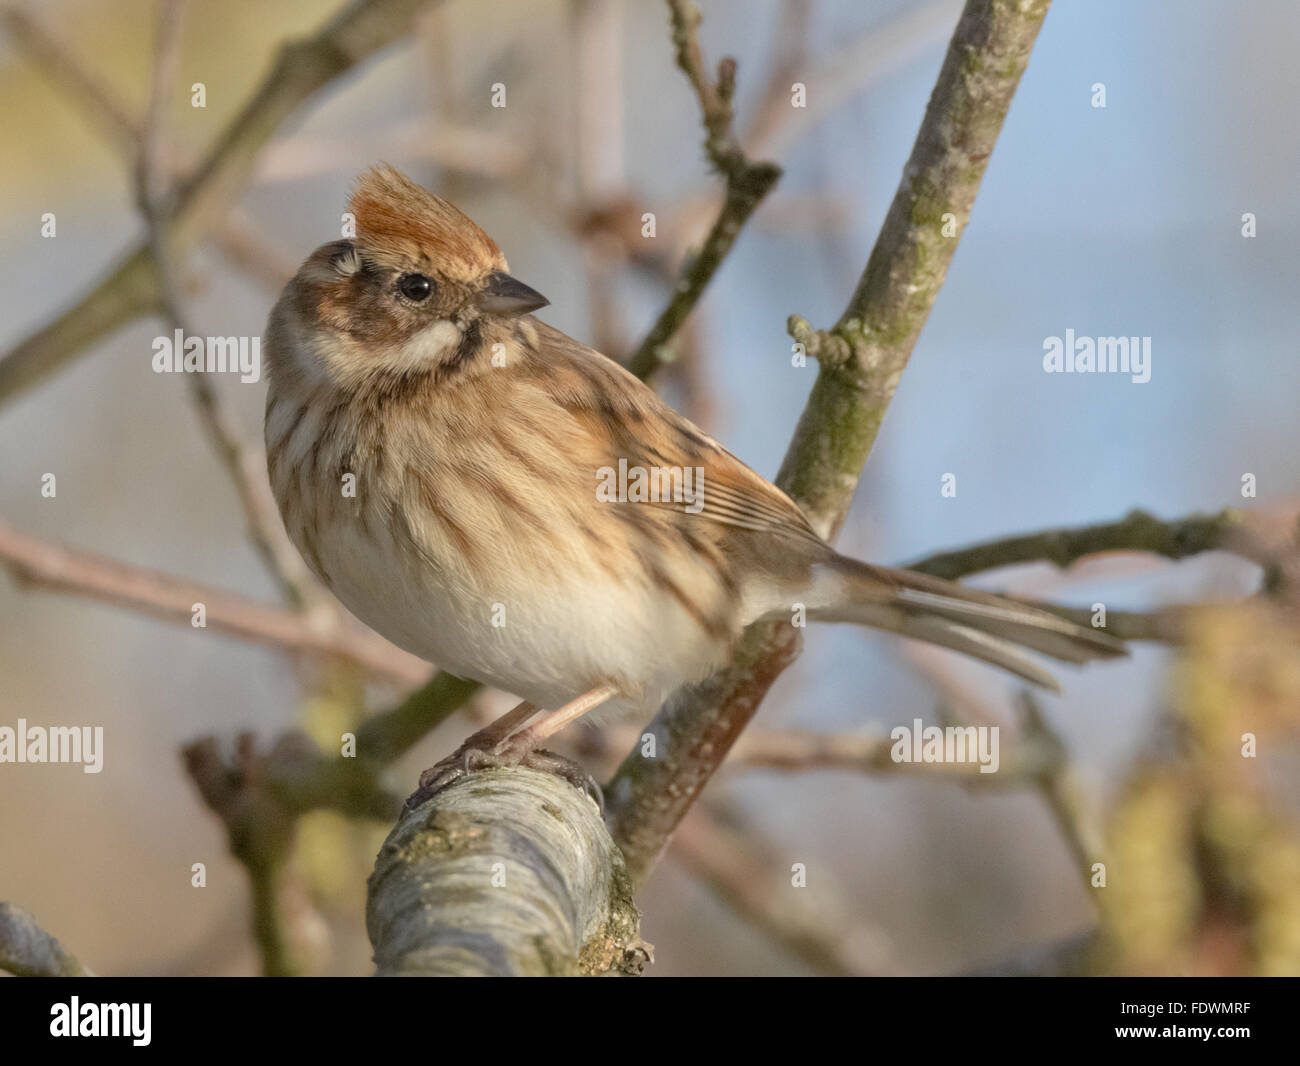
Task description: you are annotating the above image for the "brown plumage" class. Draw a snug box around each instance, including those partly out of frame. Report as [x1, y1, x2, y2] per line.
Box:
[263, 167, 1125, 771]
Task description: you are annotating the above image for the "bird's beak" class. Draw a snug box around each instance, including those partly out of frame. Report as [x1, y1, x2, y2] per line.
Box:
[476, 270, 549, 316]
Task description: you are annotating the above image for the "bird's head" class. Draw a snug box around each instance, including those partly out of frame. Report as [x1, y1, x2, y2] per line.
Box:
[269, 165, 547, 391]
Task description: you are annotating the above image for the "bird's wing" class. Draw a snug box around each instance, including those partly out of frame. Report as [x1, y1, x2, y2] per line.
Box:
[525, 320, 826, 548]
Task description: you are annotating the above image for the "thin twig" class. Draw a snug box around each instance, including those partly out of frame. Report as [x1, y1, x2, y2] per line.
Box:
[670, 800, 886, 976]
[745, 0, 961, 161]
[906, 508, 1258, 579]
[905, 647, 1103, 893]
[580, 721, 1058, 782]
[572, 0, 630, 358]
[1016, 692, 1104, 889]
[624, 0, 781, 379]
[182, 734, 306, 976]
[4, 5, 303, 290]
[2, 5, 139, 150]
[134, 0, 313, 609]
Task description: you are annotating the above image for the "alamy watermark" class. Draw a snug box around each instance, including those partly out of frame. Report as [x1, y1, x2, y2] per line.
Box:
[1043, 329, 1151, 383]
[596, 458, 705, 514]
[891, 717, 999, 774]
[50, 998, 150, 1046]
[0, 719, 103, 773]
[152, 328, 261, 383]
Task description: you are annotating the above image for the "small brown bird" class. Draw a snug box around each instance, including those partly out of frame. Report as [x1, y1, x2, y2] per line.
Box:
[264, 166, 1124, 800]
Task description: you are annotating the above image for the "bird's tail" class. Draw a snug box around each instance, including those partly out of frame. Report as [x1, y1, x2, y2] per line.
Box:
[797, 553, 1127, 692]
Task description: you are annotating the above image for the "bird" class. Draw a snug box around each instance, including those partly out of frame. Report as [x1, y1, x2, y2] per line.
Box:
[262, 165, 1125, 805]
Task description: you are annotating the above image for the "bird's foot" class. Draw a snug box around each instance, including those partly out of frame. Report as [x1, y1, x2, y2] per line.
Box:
[406, 730, 603, 812]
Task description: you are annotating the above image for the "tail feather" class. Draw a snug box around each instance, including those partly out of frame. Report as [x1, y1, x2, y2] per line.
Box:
[798, 554, 1127, 690]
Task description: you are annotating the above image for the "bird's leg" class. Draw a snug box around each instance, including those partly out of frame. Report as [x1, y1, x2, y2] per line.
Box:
[407, 685, 618, 809]
[492, 683, 619, 751]
[463, 698, 542, 749]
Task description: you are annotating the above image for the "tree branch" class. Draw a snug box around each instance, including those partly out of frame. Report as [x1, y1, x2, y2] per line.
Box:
[607, 0, 1055, 889]
[0, 0, 441, 407]
[3, 5, 303, 291]
[624, 0, 780, 379]
[134, 0, 314, 608]
[180, 671, 479, 972]
[183, 735, 311, 976]
[0, 518, 427, 685]
[670, 800, 889, 976]
[0, 903, 92, 977]
[366, 768, 649, 976]
[906, 508, 1256, 579]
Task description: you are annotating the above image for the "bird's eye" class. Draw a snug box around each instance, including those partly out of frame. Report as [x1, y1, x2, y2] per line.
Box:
[397, 273, 434, 302]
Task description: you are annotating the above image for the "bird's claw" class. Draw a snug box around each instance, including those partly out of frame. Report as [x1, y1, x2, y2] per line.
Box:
[406, 735, 603, 813]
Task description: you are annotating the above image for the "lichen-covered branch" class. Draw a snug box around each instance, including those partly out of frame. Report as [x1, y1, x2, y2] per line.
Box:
[0, 0, 441, 407]
[607, 0, 1054, 889]
[366, 768, 648, 976]
[0, 903, 92, 977]
[777, 0, 1052, 533]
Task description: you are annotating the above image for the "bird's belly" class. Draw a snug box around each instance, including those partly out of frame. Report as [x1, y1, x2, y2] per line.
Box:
[306, 511, 732, 715]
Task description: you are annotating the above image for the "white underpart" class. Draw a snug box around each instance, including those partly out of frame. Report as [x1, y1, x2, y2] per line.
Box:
[303, 487, 744, 722]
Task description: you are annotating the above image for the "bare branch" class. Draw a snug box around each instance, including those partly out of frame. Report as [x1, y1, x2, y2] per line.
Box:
[352, 671, 481, 766]
[0, 519, 427, 685]
[4, 6, 302, 290]
[624, 0, 781, 378]
[777, 0, 1053, 532]
[608, 0, 1056, 889]
[2, 5, 139, 151]
[179, 676, 479, 971]
[182, 735, 312, 976]
[670, 801, 883, 977]
[906, 508, 1259, 579]
[0, 0, 442, 407]
[135, 0, 314, 608]
[1014, 692, 1104, 888]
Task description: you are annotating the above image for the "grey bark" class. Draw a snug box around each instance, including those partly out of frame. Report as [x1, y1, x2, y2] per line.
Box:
[366, 768, 648, 976]
[0, 902, 92, 977]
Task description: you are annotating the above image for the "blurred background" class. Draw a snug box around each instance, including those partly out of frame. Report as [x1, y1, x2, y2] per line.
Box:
[1, 0, 1298, 976]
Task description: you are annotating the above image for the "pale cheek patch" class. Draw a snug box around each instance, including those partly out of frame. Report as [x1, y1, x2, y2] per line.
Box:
[382, 319, 463, 373]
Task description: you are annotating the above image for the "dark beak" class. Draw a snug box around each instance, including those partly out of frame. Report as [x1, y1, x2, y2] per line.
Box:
[477, 270, 549, 316]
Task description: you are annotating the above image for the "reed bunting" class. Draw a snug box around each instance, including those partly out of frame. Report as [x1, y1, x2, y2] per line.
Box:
[264, 166, 1124, 804]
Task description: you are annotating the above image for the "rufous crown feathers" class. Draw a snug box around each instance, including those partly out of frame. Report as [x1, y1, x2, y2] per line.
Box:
[348, 165, 507, 282]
